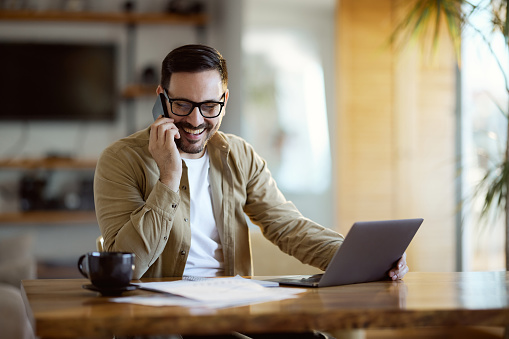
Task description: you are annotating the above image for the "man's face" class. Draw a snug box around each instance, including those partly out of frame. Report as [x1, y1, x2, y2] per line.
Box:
[166, 70, 228, 159]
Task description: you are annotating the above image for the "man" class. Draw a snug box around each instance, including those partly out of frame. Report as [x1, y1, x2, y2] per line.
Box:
[94, 45, 408, 335]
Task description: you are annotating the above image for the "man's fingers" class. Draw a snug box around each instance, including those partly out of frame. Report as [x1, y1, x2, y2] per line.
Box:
[388, 252, 409, 280]
[151, 116, 175, 131]
[164, 128, 180, 146]
[172, 127, 181, 140]
[397, 253, 407, 269]
[150, 119, 177, 143]
[390, 264, 409, 281]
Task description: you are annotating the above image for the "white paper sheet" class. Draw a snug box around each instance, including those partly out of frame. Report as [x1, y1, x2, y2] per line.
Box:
[110, 276, 306, 309]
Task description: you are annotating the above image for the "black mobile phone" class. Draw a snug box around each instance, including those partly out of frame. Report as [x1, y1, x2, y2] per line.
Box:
[151, 93, 170, 120]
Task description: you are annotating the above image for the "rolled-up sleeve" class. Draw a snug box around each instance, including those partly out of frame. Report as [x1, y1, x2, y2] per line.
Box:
[231, 137, 344, 271]
[94, 147, 180, 278]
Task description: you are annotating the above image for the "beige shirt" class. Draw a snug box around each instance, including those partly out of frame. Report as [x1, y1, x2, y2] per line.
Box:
[94, 127, 344, 279]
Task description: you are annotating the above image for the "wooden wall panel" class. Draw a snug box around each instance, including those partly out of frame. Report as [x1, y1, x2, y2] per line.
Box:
[336, 0, 395, 228]
[336, 0, 456, 272]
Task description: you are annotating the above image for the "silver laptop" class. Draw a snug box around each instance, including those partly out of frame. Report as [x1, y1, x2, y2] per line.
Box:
[266, 218, 423, 287]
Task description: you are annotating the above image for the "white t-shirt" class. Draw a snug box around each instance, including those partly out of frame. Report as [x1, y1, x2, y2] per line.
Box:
[182, 152, 224, 277]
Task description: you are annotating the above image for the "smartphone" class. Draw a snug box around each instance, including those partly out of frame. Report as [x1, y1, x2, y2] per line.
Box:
[151, 93, 170, 120]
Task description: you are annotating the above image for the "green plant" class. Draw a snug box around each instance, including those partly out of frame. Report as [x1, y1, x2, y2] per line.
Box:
[391, 0, 509, 270]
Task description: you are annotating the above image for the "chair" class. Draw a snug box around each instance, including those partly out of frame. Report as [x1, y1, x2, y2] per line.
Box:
[96, 236, 104, 252]
[0, 234, 36, 339]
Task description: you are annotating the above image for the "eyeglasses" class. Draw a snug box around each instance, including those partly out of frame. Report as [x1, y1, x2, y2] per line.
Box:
[163, 89, 225, 118]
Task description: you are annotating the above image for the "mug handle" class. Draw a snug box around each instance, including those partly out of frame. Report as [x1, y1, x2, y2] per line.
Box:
[77, 254, 88, 278]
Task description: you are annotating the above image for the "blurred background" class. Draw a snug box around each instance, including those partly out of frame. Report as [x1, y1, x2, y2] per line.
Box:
[0, 0, 504, 280]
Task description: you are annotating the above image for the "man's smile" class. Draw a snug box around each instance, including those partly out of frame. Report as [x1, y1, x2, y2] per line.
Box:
[183, 127, 205, 135]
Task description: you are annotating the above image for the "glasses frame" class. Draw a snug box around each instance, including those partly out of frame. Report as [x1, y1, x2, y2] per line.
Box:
[163, 88, 225, 118]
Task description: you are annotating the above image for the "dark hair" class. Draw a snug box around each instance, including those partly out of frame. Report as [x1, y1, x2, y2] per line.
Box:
[160, 44, 228, 91]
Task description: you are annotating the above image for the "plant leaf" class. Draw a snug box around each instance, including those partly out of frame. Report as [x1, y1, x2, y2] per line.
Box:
[390, 0, 467, 64]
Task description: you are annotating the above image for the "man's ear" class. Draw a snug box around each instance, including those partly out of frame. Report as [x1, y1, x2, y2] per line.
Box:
[156, 85, 164, 95]
[224, 89, 230, 105]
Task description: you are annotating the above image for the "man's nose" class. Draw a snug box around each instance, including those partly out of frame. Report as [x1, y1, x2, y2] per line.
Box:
[186, 106, 204, 126]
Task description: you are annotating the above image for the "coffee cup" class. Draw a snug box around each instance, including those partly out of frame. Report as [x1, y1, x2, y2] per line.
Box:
[78, 251, 135, 289]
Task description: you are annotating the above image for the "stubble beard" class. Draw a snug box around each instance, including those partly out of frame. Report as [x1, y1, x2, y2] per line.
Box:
[175, 122, 221, 155]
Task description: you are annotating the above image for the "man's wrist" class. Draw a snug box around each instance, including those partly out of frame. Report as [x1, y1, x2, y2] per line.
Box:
[159, 177, 180, 193]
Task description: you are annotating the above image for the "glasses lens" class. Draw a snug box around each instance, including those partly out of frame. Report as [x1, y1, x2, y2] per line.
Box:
[171, 100, 193, 115]
[200, 103, 222, 117]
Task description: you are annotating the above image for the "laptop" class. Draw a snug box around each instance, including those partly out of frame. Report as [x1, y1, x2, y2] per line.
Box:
[266, 218, 423, 287]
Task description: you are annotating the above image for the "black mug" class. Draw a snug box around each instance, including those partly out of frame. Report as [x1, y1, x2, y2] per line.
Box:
[78, 251, 135, 288]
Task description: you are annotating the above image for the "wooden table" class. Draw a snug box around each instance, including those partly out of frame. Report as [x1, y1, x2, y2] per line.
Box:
[21, 272, 509, 338]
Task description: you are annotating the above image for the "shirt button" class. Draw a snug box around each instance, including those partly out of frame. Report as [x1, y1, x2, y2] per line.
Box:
[171, 204, 177, 208]
[163, 236, 168, 240]
[180, 250, 186, 255]
[181, 185, 187, 190]
[184, 218, 188, 222]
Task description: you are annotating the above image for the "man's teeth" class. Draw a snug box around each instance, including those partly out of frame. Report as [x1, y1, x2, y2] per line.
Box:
[184, 127, 204, 135]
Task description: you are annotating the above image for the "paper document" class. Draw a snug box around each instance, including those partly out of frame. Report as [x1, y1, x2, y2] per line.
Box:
[110, 276, 305, 309]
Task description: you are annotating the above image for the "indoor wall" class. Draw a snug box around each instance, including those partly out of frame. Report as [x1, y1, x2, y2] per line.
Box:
[336, 0, 457, 272]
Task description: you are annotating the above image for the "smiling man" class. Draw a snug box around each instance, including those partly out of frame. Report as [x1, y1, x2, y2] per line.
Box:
[93, 45, 408, 337]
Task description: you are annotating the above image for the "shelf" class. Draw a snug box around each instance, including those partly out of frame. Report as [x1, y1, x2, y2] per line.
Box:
[122, 84, 157, 99]
[37, 260, 83, 279]
[0, 157, 97, 169]
[0, 10, 207, 26]
[0, 211, 97, 224]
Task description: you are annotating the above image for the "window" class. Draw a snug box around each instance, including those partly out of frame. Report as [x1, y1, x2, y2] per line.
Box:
[243, 31, 331, 193]
[242, 0, 335, 228]
[461, 4, 506, 271]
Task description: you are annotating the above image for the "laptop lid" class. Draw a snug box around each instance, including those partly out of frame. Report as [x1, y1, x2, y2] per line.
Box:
[318, 218, 423, 287]
[267, 218, 423, 287]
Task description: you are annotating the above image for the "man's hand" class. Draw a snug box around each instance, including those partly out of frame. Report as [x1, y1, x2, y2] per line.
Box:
[388, 252, 409, 281]
[148, 116, 182, 192]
